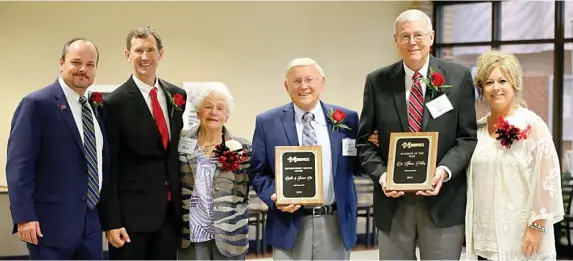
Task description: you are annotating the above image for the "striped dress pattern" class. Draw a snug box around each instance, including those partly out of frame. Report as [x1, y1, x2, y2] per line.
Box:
[179, 126, 251, 257]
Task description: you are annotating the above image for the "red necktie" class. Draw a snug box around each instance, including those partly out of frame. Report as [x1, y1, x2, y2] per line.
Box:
[408, 72, 424, 132]
[150, 87, 169, 149]
[149, 87, 171, 201]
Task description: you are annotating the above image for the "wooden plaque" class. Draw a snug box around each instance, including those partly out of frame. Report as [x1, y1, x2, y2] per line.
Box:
[386, 132, 439, 191]
[275, 145, 323, 206]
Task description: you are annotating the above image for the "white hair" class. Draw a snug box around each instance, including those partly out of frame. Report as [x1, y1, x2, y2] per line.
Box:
[285, 57, 325, 77]
[394, 9, 433, 34]
[193, 84, 235, 115]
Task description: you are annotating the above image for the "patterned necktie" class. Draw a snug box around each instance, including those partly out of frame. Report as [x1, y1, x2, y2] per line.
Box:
[150, 87, 169, 150]
[408, 71, 424, 132]
[79, 96, 99, 209]
[149, 87, 172, 202]
[302, 112, 317, 145]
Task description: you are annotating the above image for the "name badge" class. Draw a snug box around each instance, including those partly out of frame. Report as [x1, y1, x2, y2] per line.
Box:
[178, 137, 197, 154]
[426, 94, 454, 119]
[342, 138, 357, 156]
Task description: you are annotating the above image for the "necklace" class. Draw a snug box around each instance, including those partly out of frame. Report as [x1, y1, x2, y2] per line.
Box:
[200, 142, 218, 154]
[198, 131, 222, 155]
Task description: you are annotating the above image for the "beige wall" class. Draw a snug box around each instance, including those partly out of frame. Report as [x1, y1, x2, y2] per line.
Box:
[0, 2, 412, 255]
[0, 1, 410, 189]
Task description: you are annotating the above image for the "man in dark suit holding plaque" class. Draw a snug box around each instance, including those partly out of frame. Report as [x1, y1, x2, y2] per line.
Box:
[249, 58, 360, 260]
[356, 9, 478, 260]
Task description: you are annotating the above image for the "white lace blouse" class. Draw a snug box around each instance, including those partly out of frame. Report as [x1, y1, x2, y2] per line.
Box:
[465, 107, 564, 260]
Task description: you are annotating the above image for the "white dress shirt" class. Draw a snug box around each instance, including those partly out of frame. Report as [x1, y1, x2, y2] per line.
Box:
[58, 77, 103, 191]
[403, 57, 429, 101]
[293, 103, 335, 205]
[132, 74, 171, 138]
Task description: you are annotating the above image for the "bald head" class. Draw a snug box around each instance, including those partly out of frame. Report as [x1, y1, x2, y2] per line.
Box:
[61, 38, 100, 65]
[59, 38, 99, 93]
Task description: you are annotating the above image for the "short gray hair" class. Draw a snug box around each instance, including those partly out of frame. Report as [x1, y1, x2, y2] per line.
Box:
[394, 9, 433, 34]
[285, 58, 325, 78]
[193, 84, 235, 115]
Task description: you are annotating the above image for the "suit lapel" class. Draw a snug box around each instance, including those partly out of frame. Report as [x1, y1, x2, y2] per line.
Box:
[158, 79, 175, 123]
[53, 82, 84, 155]
[281, 104, 299, 146]
[126, 77, 164, 150]
[391, 64, 408, 132]
[87, 95, 105, 135]
[321, 102, 340, 177]
[421, 57, 444, 131]
[158, 79, 177, 151]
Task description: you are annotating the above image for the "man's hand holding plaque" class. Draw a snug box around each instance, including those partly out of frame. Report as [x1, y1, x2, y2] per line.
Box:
[378, 173, 405, 198]
[415, 167, 446, 196]
[271, 193, 302, 213]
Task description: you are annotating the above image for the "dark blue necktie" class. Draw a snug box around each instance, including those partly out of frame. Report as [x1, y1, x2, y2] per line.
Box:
[79, 96, 99, 209]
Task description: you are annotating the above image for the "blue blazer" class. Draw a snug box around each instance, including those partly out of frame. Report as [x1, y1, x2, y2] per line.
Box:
[249, 101, 359, 251]
[6, 80, 110, 248]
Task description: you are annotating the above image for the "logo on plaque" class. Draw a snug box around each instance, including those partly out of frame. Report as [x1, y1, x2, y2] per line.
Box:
[275, 146, 323, 205]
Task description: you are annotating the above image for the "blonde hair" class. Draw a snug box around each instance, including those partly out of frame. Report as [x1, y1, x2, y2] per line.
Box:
[474, 50, 526, 107]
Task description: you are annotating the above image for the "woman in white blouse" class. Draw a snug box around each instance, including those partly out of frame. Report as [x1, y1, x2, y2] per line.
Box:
[465, 50, 564, 260]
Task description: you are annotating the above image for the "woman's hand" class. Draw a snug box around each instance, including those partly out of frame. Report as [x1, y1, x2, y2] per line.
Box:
[521, 226, 544, 257]
[368, 130, 379, 147]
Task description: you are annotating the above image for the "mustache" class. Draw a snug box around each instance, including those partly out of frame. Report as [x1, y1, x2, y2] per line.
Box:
[73, 73, 88, 78]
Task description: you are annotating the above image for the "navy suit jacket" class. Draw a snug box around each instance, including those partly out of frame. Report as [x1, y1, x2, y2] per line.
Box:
[249, 101, 359, 251]
[6, 80, 110, 248]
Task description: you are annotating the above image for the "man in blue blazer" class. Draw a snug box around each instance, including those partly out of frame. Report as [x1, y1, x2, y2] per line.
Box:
[6, 38, 109, 259]
[249, 58, 359, 260]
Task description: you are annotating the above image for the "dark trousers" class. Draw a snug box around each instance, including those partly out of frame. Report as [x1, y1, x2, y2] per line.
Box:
[108, 204, 178, 260]
[478, 256, 487, 260]
[27, 207, 102, 260]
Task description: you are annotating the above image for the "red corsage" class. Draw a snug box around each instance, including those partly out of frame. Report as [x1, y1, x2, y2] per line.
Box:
[90, 92, 103, 107]
[172, 93, 185, 109]
[417, 68, 453, 99]
[327, 108, 351, 133]
[166, 92, 185, 117]
[494, 116, 531, 149]
[214, 138, 249, 173]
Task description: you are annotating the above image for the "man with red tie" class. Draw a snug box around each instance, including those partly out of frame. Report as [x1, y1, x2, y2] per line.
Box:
[355, 9, 477, 260]
[98, 26, 187, 260]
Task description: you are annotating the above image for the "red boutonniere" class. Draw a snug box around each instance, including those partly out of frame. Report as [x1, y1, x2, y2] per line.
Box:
[494, 116, 531, 149]
[327, 108, 351, 133]
[417, 68, 452, 99]
[214, 137, 250, 173]
[90, 92, 103, 107]
[166, 92, 185, 116]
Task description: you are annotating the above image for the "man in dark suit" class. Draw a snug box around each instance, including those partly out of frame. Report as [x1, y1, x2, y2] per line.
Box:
[250, 58, 359, 260]
[356, 9, 478, 260]
[6, 38, 108, 259]
[98, 26, 186, 260]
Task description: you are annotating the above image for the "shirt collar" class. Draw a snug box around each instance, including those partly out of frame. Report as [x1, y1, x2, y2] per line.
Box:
[58, 76, 87, 103]
[132, 74, 160, 95]
[293, 101, 326, 125]
[403, 55, 430, 80]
